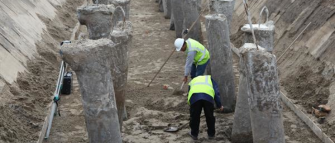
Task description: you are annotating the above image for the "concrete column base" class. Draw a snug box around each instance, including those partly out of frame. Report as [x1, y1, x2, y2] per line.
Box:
[77, 4, 115, 40]
[232, 44, 263, 143]
[205, 14, 235, 111]
[241, 45, 285, 143]
[109, 21, 132, 130]
[61, 39, 122, 143]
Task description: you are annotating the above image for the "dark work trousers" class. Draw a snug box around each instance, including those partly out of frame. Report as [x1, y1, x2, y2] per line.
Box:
[189, 99, 215, 137]
[190, 59, 210, 79]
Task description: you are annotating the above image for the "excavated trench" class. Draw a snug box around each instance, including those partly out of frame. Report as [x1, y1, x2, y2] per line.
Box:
[0, 0, 334, 142]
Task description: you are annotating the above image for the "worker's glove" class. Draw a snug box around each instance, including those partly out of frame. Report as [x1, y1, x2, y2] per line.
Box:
[216, 106, 233, 113]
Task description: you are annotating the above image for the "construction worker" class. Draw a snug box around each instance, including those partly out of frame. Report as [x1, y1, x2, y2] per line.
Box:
[187, 75, 224, 140]
[174, 38, 210, 83]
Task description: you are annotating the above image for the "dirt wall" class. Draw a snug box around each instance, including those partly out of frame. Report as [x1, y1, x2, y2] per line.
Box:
[0, 0, 84, 142]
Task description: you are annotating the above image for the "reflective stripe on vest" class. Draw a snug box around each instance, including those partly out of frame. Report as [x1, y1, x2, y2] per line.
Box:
[187, 75, 215, 104]
[186, 39, 209, 65]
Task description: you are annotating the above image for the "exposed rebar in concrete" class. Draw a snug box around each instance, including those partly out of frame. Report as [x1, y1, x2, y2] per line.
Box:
[232, 44, 265, 143]
[113, 0, 131, 20]
[61, 39, 122, 143]
[182, 0, 202, 42]
[241, 46, 285, 143]
[109, 21, 132, 130]
[241, 21, 275, 53]
[163, 0, 171, 19]
[171, 0, 184, 37]
[77, 4, 115, 40]
[112, 6, 127, 29]
[205, 14, 235, 112]
[210, 0, 235, 32]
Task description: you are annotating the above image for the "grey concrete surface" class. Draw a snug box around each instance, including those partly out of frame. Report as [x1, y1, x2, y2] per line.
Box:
[77, 4, 115, 40]
[210, 0, 235, 32]
[92, 0, 131, 20]
[241, 21, 275, 52]
[109, 21, 132, 130]
[158, 0, 163, 12]
[170, 14, 175, 30]
[205, 14, 235, 111]
[241, 47, 285, 143]
[61, 39, 122, 143]
[171, 0, 184, 38]
[162, 0, 171, 19]
[182, 0, 202, 42]
[231, 44, 265, 143]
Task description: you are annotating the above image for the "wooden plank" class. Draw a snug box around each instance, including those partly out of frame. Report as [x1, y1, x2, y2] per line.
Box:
[280, 90, 334, 143]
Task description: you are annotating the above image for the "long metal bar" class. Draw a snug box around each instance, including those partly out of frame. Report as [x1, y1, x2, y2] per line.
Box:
[45, 61, 66, 139]
[243, 0, 259, 50]
[147, 10, 203, 87]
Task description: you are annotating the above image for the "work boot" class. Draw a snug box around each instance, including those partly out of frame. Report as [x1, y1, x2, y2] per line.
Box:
[188, 131, 198, 140]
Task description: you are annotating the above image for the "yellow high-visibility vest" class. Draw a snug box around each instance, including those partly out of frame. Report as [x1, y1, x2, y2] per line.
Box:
[188, 75, 215, 104]
[186, 38, 210, 65]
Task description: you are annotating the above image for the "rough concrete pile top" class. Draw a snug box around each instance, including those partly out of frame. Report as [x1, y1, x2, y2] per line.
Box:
[77, 4, 115, 15]
[213, 0, 234, 1]
[241, 21, 275, 32]
[241, 43, 266, 51]
[61, 39, 116, 70]
[204, 14, 227, 21]
[93, 0, 131, 4]
[113, 0, 131, 4]
[112, 21, 132, 35]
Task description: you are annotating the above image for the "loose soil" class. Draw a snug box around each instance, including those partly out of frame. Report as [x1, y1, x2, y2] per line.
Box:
[0, 0, 84, 142]
[46, 0, 321, 143]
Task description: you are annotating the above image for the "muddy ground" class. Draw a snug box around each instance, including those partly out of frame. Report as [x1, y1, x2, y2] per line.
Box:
[43, 0, 322, 143]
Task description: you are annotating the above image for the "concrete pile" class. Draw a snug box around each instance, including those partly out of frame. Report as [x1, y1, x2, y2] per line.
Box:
[109, 21, 132, 128]
[168, 0, 202, 39]
[170, 0, 184, 37]
[162, 0, 171, 19]
[240, 45, 285, 143]
[209, 0, 235, 33]
[232, 18, 284, 143]
[60, 1, 132, 142]
[231, 44, 266, 143]
[205, 14, 236, 112]
[182, 0, 202, 41]
[90, 0, 131, 31]
[61, 39, 122, 142]
[77, 5, 115, 39]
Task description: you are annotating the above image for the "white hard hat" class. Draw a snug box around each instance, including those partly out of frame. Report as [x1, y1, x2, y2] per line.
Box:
[174, 38, 185, 51]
